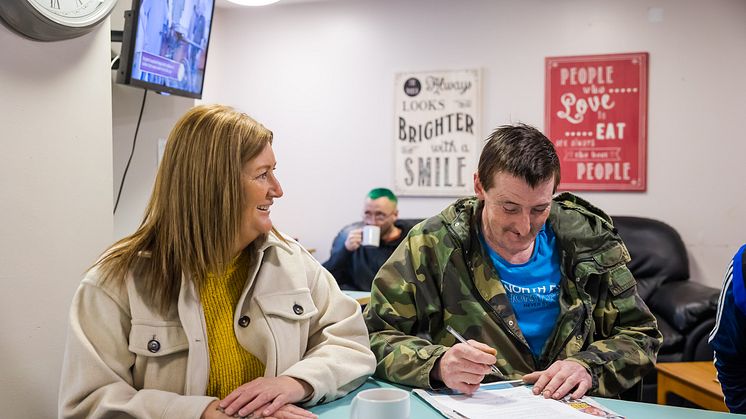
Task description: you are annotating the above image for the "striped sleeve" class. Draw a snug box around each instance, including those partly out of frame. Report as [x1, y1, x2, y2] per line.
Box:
[732, 245, 746, 315]
[709, 258, 736, 345]
[708, 244, 746, 414]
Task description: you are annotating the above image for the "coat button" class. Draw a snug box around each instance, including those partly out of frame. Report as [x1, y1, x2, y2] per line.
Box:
[293, 304, 304, 315]
[147, 338, 161, 353]
[238, 315, 251, 327]
[318, 396, 326, 405]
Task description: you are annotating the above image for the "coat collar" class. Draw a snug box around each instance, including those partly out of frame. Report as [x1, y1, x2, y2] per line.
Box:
[257, 229, 295, 255]
[440, 194, 624, 263]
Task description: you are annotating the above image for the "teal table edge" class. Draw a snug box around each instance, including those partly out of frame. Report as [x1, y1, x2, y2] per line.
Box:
[310, 378, 744, 418]
[341, 290, 369, 301]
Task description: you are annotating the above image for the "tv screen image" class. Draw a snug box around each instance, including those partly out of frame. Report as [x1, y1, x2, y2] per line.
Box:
[117, 0, 215, 99]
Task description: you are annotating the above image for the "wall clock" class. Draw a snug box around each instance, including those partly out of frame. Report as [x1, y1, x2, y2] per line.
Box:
[0, 0, 118, 42]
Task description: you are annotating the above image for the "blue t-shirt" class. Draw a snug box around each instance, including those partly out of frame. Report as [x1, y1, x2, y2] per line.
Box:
[481, 224, 561, 357]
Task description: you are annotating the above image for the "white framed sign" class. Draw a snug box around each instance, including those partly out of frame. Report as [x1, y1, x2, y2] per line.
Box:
[394, 69, 481, 196]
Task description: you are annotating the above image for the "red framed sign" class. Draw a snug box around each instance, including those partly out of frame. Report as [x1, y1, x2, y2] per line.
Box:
[545, 52, 648, 191]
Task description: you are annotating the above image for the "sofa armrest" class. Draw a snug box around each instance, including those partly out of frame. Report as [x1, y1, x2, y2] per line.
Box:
[646, 281, 719, 333]
[683, 317, 716, 361]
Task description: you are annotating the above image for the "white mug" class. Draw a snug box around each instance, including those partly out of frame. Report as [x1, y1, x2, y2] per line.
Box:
[350, 388, 410, 419]
[361, 225, 381, 247]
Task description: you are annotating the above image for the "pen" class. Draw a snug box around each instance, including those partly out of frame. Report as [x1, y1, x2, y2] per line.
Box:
[452, 409, 471, 419]
[445, 325, 504, 378]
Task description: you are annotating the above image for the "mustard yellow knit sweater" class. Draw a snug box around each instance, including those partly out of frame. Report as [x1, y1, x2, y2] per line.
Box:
[200, 251, 265, 399]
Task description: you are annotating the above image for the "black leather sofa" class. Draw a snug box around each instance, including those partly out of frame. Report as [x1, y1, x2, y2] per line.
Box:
[611, 216, 720, 403]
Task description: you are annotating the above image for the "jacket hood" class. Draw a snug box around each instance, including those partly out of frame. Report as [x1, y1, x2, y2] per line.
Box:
[435, 193, 628, 266]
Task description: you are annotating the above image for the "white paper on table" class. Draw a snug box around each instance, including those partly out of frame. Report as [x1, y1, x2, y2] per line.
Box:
[414, 383, 624, 419]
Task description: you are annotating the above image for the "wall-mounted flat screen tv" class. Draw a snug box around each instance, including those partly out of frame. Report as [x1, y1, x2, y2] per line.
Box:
[117, 0, 215, 99]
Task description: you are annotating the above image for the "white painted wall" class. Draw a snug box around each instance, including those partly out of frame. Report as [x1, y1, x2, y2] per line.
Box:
[110, 1, 196, 239]
[0, 22, 113, 419]
[196, 0, 746, 288]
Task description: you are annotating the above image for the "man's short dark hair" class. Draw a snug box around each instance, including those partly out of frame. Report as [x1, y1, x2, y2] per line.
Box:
[477, 123, 560, 192]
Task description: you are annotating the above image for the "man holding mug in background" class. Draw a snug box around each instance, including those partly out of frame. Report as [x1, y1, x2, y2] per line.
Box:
[323, 188, 411, 291]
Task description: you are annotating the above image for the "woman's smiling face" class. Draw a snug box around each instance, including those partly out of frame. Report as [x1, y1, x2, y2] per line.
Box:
[235, 143, 283, 254]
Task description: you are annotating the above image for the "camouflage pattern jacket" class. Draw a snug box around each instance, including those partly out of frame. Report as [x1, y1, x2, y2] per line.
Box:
[363, 193, 662, 396]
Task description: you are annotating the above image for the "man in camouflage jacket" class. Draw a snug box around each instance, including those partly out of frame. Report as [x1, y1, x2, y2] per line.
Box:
[364, 124, 661, 399]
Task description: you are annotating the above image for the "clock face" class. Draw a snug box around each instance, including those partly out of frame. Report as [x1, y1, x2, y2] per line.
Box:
[27, 0, 115, 28]
[0, 0, 118, 41]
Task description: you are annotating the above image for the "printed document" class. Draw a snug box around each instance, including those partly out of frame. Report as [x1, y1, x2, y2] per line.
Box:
[413, 381, 624, 419]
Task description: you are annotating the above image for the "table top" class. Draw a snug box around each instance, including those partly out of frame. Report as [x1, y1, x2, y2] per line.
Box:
[657, 361, 724, 399]
[342, 290, 370, 305]
[310, 378, 743, 418]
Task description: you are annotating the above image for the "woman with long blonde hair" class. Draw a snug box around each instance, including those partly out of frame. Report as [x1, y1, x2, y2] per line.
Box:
[59, 104, 375, 419]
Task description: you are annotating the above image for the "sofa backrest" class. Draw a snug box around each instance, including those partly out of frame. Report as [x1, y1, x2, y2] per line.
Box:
[397, 218, 425, 232]
[611, 216, 690, 301]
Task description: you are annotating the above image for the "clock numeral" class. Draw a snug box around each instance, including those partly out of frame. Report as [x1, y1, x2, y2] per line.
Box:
[77, 0, 84, 5]
[50, 0, 60, 9]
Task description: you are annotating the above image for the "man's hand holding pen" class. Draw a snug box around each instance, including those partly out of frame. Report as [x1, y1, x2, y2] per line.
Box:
[431, 338, 498, 394]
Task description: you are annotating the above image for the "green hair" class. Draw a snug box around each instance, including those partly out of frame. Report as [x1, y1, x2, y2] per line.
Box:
[367, 187, 398, 204]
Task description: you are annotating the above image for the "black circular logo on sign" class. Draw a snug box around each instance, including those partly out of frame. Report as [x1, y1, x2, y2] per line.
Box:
[403, 78, 421, 97]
